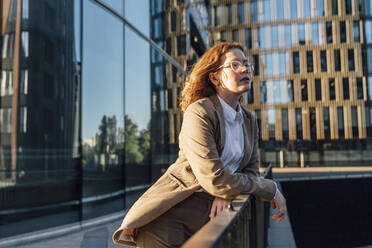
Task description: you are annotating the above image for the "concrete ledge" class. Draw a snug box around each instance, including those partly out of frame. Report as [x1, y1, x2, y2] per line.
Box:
[0, 210, 126, 248]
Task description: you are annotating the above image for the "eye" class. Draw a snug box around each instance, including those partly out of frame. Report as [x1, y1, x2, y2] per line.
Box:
[243, 61, 250, 67]
[231, 61, 240, 70]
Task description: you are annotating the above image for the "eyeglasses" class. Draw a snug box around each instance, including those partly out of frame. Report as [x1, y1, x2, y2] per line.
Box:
[218, 60, 255, 73]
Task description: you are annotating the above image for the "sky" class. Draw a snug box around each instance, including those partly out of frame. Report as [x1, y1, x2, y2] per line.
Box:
[81, 0, 150, 139]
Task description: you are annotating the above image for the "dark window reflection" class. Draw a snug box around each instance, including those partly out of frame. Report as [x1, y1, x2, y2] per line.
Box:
[334, 49, 341, 71]
[177, 35, 186, 55]
[357, 77, 363, 99]
[329, 78, 336, 100]
[233, 29, 239, 42]
[366, 106, 372, 137]
[287, 80, 294, 102]
[332, 0, 338, 15]
[348, 49, 355, 71]
[320, 50, 327, 72]
[171, 11, 176, 32]
[238, 2, 245, 23]
[293, 51, 300, 73]
[260, 81, 267, 103]
[346, 0, 352, 14]
[310, 107, 316, 140]
[167, 89, 173, 109]
[338, 107, 344, 138]
[301, 79, 308, 101]
[343, 78, 350, 99]
[323, 107, 330, 139]
[282, 108, 289, 140]
[296, 108, 302, 139]
[351, 106, 358, 138]
[220, 31, 227, 42]
[353, 21, 360, 42]
[253, 54, 259, 76]
[245, 28, 252, 49]
[307, 51, 313, 73]
[227, 4, 232, 24]
[248, 85, 254, 104]
[326, 22, 332, 43]
[255, 109, 261, 139]
[268, 108, 275, 140]
[315, 79, 322, 101]
[340, 22, 346, 43]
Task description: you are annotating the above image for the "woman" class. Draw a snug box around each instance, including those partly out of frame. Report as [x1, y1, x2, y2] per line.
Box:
[113, 42, 287, 248]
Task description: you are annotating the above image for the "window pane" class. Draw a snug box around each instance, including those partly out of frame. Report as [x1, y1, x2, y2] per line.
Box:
[323, 107, 330, 139]
[340, 21, 346, 43]
[310, 108, 316, 140]
[293, 51, 300, 73]
[287, 80, 294, 102]
[366, 21, 372, 43]
[282, 109, 289, 139]
[296, 108, 303, 139]
[351, 106, 358, 138]
[233, 29, 239, 42]
[332, 0, 338, 15]
[268, 108, 275, 140]
[260, 81, 267, 103]
[312, 22, 318, 45]
[320, 50, 327, 72]
[301, 79, 308, 101]
[264, 0, 270, 21]
[357, 78, 363, 99]
[272, 26, 278, 48]
[315, 79, 322, 100]
[368, 77, 372, 100]
[304, 0, 311, 17]
[318, 0, 324, 16]
[334, 49, 341, 71]
[277, 0, 284, 20]
[307, 51, 313, 73]
[266, 53, 272, 75]
[248, 85, 254, 104]
[259, 27, 265, 48]
[346, 0, 352, 14]
[343, 78, 350, 99]
[348, 49, 355, 71]
[291, 0, 297, 18]
[251, 0, 258, 22]
[253, 54, 259, 76]
[337, 107, 344, 138]
[274, 80, 281, 103]
[299, 23, 305, 44]
[238, 2, 245, 23]
[245, 28, 251, 48]
[279, 52, 286, 75]
[285, 24, 291, 46]
[227, 4, 232, 24]
[353, 21, 360, 42]
[326, 22, 332, 43]
[329, 78, 335, 100]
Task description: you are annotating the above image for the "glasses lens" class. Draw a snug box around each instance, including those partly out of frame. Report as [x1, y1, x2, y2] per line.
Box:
[230, 61, 241, 72]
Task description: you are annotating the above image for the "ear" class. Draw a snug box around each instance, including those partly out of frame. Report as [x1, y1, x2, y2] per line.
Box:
[208, 72, 219, 87]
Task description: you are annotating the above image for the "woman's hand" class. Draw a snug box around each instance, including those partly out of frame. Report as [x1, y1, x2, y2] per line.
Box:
[270, 190, 287, 222]
[209, 196, 232, 219]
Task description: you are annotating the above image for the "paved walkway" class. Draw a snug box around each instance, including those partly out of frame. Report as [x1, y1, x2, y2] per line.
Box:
[9, 218, 128, 248]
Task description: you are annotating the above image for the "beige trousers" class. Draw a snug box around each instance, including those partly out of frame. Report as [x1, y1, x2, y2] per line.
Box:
[135, 192, 214, 248]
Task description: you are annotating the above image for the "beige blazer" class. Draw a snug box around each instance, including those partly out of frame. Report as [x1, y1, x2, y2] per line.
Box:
[113, 94, 276, 247]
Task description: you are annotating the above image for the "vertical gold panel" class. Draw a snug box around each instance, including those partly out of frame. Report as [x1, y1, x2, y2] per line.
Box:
[358, 104, 366, 138]
[261, 108, 269, 140]
[288, 108, 296, 140]
[302, 107, 310, 140]
[276, 108, 282, 140]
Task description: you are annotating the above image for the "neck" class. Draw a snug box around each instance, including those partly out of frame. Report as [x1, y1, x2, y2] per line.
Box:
[216, 90, 240, 110]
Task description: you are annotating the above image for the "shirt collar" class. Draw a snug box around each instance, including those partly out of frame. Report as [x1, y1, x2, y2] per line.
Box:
[217, 94, 243, 124]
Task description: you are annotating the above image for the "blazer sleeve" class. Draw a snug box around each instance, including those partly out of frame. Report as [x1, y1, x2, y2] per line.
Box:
[241, 117, 276, 200]
[180, 103, 276, 200]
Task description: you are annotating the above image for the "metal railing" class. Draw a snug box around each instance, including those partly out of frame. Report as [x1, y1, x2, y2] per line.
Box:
[182, 163, 274, 248]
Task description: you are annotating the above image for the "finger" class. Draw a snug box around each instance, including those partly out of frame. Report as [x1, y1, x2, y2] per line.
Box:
[209, 204, 217, 219]
[270, 200, 276, 209]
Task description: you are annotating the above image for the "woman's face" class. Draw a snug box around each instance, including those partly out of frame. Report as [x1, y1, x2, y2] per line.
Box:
[217, 48, 253, 96]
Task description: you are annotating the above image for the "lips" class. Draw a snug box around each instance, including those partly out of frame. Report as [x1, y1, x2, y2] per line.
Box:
[240, 76, 251, 82]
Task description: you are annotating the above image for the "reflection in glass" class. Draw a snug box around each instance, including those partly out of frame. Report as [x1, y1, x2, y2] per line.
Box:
[312, 22, 318, 45]
[287, 80, 294, 102]
[343, 78, 350, 100]
[365, 21, 372, 43]
[277, 0, 284, 20]
[307, 51, 313, 73]
[238, 2, 245, 23]
[318, 0, 324, 16]
[353, 21, 360, 42]
[260, 81, 267, 103]
[245, 28, 251, 49]
[332, 0, 338, 15]
[272, 26, 278, 48]
[329, 78, 335, 100]
[299, 23, 305, 44]
[326, 22, 332, 43]
[259, 27, 264, 48]
[323, 107, 330, 139]
[264, 0, 270, 21]
[285, 24, 291, 47]
[357, 78, 363, 99]
[368, 77, 372, 100]
[315, 79, 322, 101]
[348, 49, 355, 71]
[253, 54, 259, 76]
[251, 1, 257, 22]
[247, 85, 254, 104]
[227, 4, 232, 24]
[279, 52, 286, 75]
[304, 0, 311, 18]
[320, 50, 327, 72]
[21, 32, 29, 58]
[268, 108, 275, 140]
[309, 108, 316, 140]
[334, 49, 340, 71]
[301, 79, 308, 101]
[296, 108, 302, 139]
[177, 35, 186, 55]
[351, 106, 358, 138]
[345, 0, 352, 14]
[282, 109, 288, 139]
[293, 51, 299, 73]
[340, 21, 346, 43]
[338, 107, 344, 138]
[291, 0, 297, 18]
[265, 53, 272, 76]
[274, 80, 280, 103]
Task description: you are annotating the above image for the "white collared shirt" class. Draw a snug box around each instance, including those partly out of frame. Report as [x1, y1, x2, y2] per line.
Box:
[217, 94, 245, 174]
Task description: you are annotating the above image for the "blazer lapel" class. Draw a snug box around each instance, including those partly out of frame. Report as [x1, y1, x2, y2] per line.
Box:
[209, 94, 225, 156]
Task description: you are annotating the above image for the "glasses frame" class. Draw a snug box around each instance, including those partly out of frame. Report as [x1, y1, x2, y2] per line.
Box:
[218, 60, 255, 73]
